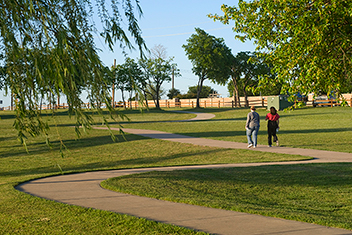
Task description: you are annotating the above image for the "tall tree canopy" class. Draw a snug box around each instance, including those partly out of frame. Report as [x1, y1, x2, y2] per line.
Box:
[0, 0, 146, 146]
[182, 28, 232, 108]
[210, 0, 352, 98]
[112, 58, 142, 108]
[176, 85, 217, 99]
[228, 51, 278, 107]
[138, 57, 179, 109]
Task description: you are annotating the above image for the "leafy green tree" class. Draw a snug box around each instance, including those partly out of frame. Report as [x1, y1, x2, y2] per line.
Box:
[189, 86, 217, 98]
[138, 57, 180, 109]
[176, 86, 217, 99]
[112, 58, 142, 108]
[210, 1, 352, 99]
[145, 85, 166, 101]
[0, 0, 146, 147]
[182, 28, 232, 108]
[229, 51, 278, 107]
[167, 88, 181, 99]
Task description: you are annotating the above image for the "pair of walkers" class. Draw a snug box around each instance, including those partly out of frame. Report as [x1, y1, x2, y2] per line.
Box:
[245, 106, 280, 148]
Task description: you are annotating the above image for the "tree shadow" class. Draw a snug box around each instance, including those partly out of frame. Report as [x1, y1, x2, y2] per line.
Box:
[170, 127, 352, 139]
[6, 148, 229, 178]
[0, 134, 147, 159]
[127, 163, 352, 189]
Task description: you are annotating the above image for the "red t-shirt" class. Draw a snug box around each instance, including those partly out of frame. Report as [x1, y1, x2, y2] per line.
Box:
[266, 113, 280, 121]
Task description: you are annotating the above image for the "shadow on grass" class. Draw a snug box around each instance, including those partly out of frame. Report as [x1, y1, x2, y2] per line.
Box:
[3, 148, 229, 178]
[170, 127, 352, 139]
[0, 134, 147, 159]
[0, 136, 17, 142]
[125, 163, 352, 189]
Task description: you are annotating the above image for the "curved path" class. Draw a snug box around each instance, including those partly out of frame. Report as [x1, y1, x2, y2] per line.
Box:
[16, 112, 352, 235]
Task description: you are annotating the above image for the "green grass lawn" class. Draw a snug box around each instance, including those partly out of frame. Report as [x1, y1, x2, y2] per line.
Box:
[120, 107, 352, 153]
[102, 163, 352, 230]
[0, 108, 310, 234]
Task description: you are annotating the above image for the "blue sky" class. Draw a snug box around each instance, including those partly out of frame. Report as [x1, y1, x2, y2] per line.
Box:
[98, 0, 256, 100]
[0, 0, 255, 107]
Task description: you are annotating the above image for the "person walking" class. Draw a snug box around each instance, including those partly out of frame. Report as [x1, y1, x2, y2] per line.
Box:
[245, 106, 260, 148]
[265, 106, 280, 147]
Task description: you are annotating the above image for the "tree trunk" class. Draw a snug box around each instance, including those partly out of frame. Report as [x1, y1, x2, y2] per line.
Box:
[243, 81, 249, 107]
[155, 86, 161, 109]
[243, 89, 249, 107]
[129, 91, 133, 109]
[57, 94, 60, 109]
[231, 76, 241, 107]
[242, 76, 251, 107]
[121, 89, 126, 108]
[196, 77, 205, 108]
[143, 91, 148, 108]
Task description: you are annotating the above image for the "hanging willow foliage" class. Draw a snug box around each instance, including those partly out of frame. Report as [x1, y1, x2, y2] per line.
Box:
[0, 0, 146, 148]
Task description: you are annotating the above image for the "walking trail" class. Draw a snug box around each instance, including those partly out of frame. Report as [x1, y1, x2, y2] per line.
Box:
[16, 111, 352, 235]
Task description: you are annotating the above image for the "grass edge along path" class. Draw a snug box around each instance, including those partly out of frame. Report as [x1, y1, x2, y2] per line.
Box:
[102, 163, 352, 231]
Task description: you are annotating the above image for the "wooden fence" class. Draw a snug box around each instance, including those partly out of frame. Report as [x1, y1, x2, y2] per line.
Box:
[122, 97, 267, 109]
[1, 95, 351, 111]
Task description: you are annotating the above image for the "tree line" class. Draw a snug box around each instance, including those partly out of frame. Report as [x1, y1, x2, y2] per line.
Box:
[113, 30, 281, 110]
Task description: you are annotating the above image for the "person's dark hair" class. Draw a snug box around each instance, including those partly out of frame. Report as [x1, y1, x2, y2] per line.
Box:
[270, 107, 277, 115]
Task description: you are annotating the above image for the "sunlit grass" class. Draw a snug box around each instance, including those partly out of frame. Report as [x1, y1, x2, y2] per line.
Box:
[120, 107, 352, 152]
[103, 163, 352, 230]
[0, 108, 309, 234]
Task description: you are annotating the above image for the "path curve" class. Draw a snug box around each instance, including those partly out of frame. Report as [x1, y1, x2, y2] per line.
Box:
[16, 111, 352, 235]
[168, 110, 216, 121]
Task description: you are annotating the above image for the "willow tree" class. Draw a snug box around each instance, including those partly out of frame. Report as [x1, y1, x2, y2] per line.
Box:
[0, 0, 146, 147]
[210, 1, 352, 99]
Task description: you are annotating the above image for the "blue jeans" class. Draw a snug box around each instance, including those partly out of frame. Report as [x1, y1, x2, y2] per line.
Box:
[247, 126, 259, 147]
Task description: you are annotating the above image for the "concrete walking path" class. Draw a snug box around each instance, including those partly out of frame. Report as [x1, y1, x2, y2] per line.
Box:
[16, 111, 352, 235]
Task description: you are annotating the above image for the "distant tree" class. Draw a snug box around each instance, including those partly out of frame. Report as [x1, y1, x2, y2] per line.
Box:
[167, 88, 181, 99]
[112, 58, 142, 109]
[182, 28, 232, 108]
[149, 44, 168, 60]
[231, 51, 276, 107]
[176, 86, 216, 99]
[138, 57, 180, 109]
[146, 85, 166, 101]
[187, 86, 216, 98]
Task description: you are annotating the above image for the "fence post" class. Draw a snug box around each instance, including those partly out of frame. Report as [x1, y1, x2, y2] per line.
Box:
[192, 101, 194, 108]
[218, 100, 220, 108]
[262, 98, 265, 107]
[204, 100, 206, 108]
[330, 99, 333, 107]
[232, 100, 234, 108]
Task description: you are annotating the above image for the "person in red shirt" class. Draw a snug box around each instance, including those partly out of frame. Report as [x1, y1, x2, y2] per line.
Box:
[265, 107, 280, 147]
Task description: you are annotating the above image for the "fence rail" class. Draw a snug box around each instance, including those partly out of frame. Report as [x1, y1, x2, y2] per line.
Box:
[1, 96, 351, 111]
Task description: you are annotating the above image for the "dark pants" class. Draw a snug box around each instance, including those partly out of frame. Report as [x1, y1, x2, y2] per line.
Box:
[267, 120, 278, 146]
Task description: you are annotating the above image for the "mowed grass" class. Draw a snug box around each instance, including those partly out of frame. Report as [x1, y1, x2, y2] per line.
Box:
[120, 107, 352, 153]
[102, 163, 352, 230]
[0, 108, 309, 234]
